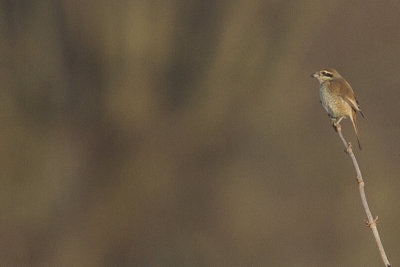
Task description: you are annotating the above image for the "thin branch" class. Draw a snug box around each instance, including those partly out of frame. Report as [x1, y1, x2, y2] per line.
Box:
[334, 123, 391, 267]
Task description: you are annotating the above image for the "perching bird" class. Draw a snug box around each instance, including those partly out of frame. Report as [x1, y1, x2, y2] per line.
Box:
[311, 68, 364, 149]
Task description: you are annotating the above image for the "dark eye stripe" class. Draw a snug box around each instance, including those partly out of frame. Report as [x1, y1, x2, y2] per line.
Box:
[322, 71, 333, 78]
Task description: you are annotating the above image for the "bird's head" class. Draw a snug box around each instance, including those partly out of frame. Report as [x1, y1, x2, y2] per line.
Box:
[311, 68, 341, 83]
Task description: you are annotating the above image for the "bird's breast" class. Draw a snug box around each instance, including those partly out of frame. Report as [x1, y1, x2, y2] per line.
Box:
[320, 85, 352, 118]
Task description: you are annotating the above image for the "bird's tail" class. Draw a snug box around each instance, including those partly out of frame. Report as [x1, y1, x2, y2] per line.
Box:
[350, 109, 362, 150]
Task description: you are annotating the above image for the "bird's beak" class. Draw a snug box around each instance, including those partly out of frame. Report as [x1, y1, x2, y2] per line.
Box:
[310, 72, 317, 78]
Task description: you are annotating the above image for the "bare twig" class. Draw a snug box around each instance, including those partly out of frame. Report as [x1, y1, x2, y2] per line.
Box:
[334, 122, 391, 267]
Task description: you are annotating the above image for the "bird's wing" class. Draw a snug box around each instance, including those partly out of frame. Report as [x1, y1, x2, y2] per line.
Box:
[330, 79, 362, 112]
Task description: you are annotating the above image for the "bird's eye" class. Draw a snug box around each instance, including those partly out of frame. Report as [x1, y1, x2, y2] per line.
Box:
[322, 71, 333, 78]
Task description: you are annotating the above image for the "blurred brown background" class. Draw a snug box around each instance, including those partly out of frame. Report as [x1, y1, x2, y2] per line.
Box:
[1, 0, 399, 266]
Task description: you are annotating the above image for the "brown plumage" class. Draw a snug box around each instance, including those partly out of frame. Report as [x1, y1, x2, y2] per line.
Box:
[311, 68, 364, 149]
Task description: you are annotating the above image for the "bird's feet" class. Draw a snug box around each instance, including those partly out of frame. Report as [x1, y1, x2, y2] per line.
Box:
[330, 116, 344, 132]
[332, 120, 341, 132]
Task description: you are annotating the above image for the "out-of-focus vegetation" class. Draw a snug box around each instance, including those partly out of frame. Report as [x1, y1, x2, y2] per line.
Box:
[1, 0, 400, 266]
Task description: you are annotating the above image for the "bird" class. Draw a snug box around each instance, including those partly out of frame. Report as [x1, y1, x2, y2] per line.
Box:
[311, 68, 364, 149]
